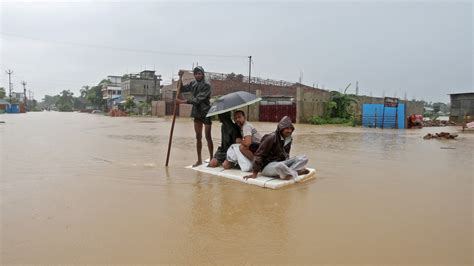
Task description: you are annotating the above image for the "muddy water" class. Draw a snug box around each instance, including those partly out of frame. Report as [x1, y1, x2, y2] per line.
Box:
[1, 112, 472, 264]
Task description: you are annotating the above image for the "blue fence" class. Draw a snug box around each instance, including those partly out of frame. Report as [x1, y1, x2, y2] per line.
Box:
[6, 104, 20, 113]
[362, 103, 405, 129]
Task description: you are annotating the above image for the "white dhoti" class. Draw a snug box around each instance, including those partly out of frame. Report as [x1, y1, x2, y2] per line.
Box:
[226, 144, 253, 172]
[261, 155, 309, 181]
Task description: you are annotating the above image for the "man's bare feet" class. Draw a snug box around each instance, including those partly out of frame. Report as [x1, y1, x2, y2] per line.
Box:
[208, 158, 219, 168]
[222, 160, 233, 169]
[192, 161, 203, 167]
[297, 168, 310, 175]
[282, 175, 293, 180]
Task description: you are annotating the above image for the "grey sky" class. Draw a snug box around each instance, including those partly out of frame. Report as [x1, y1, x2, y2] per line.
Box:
[1, 1, 472, 103]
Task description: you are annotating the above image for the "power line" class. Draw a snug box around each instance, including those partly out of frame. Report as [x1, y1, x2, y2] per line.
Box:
[0, 31, 248, 59]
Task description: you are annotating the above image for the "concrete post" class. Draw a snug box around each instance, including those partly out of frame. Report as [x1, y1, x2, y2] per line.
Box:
[250, 89, 261, 121]
[296, 86, 303, 123]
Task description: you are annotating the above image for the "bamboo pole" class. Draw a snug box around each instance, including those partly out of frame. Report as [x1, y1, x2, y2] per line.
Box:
[165, 75, 183, 167]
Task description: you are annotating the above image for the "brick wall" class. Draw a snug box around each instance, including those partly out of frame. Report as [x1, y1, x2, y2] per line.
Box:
[179, 104, 192, 117]
[151, 100, 166, 117]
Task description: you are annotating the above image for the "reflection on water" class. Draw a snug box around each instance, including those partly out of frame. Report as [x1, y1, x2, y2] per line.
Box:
[1, 112, 472, 264]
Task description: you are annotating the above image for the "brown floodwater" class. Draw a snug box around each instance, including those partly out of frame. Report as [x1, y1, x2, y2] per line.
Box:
[1, 112, 472, 264]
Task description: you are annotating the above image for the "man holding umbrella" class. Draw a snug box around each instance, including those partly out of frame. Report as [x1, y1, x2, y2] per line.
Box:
[176, 67, 214, 167]
[205, 91, 263, 168]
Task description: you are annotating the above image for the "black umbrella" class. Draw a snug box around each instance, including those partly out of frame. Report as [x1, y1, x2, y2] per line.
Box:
[206, 91, 262, 117]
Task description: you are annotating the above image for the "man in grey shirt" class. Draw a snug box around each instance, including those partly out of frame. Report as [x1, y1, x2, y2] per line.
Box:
[222, 110, 262, 170]
[233, 110, 262, 160]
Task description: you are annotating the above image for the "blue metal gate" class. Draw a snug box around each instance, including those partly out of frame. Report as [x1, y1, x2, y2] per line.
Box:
[362, 103, 405, 129]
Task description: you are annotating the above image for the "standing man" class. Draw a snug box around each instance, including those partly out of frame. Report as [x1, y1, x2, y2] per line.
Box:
[244, 116, 309, 180]
[177, 66, 214, 167]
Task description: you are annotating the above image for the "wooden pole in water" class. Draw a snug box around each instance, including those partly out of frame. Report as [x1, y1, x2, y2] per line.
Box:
[165, 74, 183, 167]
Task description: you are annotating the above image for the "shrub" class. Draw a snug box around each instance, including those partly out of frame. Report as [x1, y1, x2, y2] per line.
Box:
[308, 116, 354, 125]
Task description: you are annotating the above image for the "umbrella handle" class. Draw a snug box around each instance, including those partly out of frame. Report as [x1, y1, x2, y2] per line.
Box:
[165, 75, 183, 167]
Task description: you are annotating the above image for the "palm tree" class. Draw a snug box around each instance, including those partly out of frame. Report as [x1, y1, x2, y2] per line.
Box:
[326, 84, 358, 118]
[80, 86, 90, 98]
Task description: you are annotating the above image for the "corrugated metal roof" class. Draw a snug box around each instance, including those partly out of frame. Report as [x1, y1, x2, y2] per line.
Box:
[0, 99, 10, 105]
[448, 92, 474, 95]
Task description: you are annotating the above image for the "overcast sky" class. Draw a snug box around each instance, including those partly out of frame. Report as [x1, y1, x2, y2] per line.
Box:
[1, 0, 472, 103]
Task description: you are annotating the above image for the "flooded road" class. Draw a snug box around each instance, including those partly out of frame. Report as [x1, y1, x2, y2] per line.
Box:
[1, 112, 472, 264]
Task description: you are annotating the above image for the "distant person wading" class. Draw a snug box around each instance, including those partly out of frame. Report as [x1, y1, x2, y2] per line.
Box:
[176, 67, 214, 167]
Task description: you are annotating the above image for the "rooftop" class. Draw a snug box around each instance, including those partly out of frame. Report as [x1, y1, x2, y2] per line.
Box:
[448, 92, 474, 95]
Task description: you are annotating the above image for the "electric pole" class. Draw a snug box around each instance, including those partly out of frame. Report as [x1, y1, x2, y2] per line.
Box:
[6, 69, 13, 101]
[356, 81, 359, 95]
[248, 56, 252, 92]
[21, 81, 27, 104]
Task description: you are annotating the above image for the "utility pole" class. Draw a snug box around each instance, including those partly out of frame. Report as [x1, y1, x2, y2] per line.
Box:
[248, 55, 252, 92]
[6, 69, 13, 101]
[356, 81, 359, 95]
[21, 81, 27, 104]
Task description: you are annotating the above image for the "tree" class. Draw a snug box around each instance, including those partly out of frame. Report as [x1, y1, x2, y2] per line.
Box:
[326, 88, 359, 118]
[73, 97, 85, 110]
[56, 90, 74, 112]
[42, 95, 60, 109]
[0, 87, 5, 99]
[236, 74, 244, 82]
[80, 85, 90, 98]
[226, 72, 236, 81]
[86, 85, 106, 110]
[124, 96, 136, 113]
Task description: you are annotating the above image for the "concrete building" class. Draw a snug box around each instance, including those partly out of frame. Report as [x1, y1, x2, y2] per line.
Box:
[102, 76, 122, 100]
[121, 70, 162, 103]
[449, 92, 474, 124]
[11, 92, 25, 102]
[161, 69, 424, 123]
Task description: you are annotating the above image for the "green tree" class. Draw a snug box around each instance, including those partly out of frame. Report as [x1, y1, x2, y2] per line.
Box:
[0, 87, 5, 99]
[42, 95, 60, 109]
[80, 85, 90, 98]
[326, 89, 358, 118]
[86, 84, 106, 110]
[124, 96, 136, 113]
[56, 90, 74, 112]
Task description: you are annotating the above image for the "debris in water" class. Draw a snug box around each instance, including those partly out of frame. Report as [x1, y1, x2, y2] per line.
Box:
[109, 109, 127, 117]
[423, 132, 458, 140]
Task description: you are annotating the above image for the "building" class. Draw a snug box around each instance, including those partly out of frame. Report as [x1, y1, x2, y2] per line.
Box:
[449, 92, 474, 124]
[102, 76, 122, 100]
[0, 98, 10, 113]
[121, 70, 162, 102]
[160, 69, 424, 123]
[161, 70, 195, 101]
[11, 92, 25, 102]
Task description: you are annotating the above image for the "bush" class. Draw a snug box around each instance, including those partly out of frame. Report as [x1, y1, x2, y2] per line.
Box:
[308, 116, 354, 125]
[308, 116, 328, 125]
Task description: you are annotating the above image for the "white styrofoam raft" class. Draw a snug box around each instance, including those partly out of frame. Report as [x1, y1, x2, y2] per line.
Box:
[186, 163, 316, 189]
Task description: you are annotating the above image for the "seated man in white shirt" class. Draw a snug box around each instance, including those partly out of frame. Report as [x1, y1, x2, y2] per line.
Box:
[222, 110, 262, 170]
